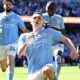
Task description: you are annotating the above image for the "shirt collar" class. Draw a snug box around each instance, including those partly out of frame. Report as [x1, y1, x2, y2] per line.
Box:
[3, 12, 13, 16]
[33, 27, 45, 35]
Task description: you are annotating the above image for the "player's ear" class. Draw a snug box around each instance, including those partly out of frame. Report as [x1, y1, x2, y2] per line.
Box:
[43, 19, 45, 24]
[42, 19, 45, 26]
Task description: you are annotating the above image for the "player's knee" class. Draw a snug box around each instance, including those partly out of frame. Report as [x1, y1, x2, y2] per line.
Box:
[1, 65, 7, 72]
[43, 65, 54, 73]
[43, 66, 50, 75]
[1, 68, 6, 72]
[42, 65, 55, 80]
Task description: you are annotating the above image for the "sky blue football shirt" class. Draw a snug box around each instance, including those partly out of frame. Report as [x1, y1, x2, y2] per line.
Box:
[43, 13, 65, 29]
[0, 12, 25, 45]
[18, 28, 64, 73]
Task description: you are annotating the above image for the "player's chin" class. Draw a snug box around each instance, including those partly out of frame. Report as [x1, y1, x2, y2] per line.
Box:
[71, 56, 76, 60]
[35, 23, 41, 27]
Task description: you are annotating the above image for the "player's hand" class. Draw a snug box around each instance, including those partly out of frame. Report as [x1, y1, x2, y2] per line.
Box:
[43, 22, 61, 31]
[43, 22, 51, 28]
[69, 49, 79, 60]
[27, 33, 32, 46]
[27, 32, 35, 46]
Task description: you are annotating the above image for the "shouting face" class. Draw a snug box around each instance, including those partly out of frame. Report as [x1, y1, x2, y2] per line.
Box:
[31, 13, 44, 31]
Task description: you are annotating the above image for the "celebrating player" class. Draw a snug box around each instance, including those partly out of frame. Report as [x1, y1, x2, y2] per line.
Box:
[18, 12, 78, 80]
[43, 1, 67, 76]
[0, 0, 28, 80]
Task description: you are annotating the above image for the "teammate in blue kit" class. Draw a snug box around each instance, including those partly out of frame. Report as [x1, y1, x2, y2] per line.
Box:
[18, 12, 78, 80]
[0, 0, 28, 80]
[43, 1, 67, 76]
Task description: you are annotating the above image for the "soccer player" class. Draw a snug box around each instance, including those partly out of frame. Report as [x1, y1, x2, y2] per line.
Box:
[0, 0, 28, 80]
[43, 1, 67, 76]
[18, 12, 78, 80]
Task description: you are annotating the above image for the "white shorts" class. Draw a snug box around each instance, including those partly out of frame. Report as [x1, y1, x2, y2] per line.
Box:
[0, 46, 8, 61]
[28, 63, 56, 80]
[52, 44, 64, 57]
[0, 43, 17, 61]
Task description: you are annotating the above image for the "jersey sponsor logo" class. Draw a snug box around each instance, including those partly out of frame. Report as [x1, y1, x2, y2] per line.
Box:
[29, 33, 48, 50]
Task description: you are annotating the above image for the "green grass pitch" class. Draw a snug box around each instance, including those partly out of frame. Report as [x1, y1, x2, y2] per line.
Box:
[0, 66, 80, 80]
[59, 66, 80, 80]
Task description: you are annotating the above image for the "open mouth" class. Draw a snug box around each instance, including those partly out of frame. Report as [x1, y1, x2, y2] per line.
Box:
[35, 22, 39, 24]
[48, 11, 52, 14]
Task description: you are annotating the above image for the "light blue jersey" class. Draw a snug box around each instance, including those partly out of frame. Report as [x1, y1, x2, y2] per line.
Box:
[43, 13, 65, 29]
[18, 28, 64, 74]
[0, 12, 25, 45]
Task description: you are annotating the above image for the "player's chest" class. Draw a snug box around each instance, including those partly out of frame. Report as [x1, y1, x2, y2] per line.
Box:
[0, 17, 17, 28]
[49, 17, 60, 25]
[29, 33, 49, 48]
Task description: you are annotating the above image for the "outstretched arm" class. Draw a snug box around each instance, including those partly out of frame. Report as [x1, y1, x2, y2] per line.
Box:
[61, 36, 78, 60]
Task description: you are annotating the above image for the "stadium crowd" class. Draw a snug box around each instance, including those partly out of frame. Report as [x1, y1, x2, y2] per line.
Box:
[0, 0, 80, 16]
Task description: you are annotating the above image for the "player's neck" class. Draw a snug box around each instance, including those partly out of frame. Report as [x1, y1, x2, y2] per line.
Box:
[49, 13, 54, 17]
[33, 27, 44, 34]
[4, 11, 13, 15]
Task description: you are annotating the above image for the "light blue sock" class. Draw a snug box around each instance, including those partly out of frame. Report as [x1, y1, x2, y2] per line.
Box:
[9, 71, 14, 80]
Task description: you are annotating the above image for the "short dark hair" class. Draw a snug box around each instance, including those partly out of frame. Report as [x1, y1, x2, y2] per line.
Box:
[3, 0, 13, 4]
[46, 1, 56, 8]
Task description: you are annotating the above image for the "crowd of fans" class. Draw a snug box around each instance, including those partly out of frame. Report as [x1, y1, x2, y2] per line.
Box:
[0, 0, 80, 16]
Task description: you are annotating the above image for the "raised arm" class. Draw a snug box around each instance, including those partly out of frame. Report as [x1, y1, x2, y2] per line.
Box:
[18, 42, 28, 57]
[18, 33, 33, 57]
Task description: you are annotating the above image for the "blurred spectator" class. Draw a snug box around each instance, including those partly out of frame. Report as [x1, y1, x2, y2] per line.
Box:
[0, 0, 80, 16]
[0, 0, 4, 12]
